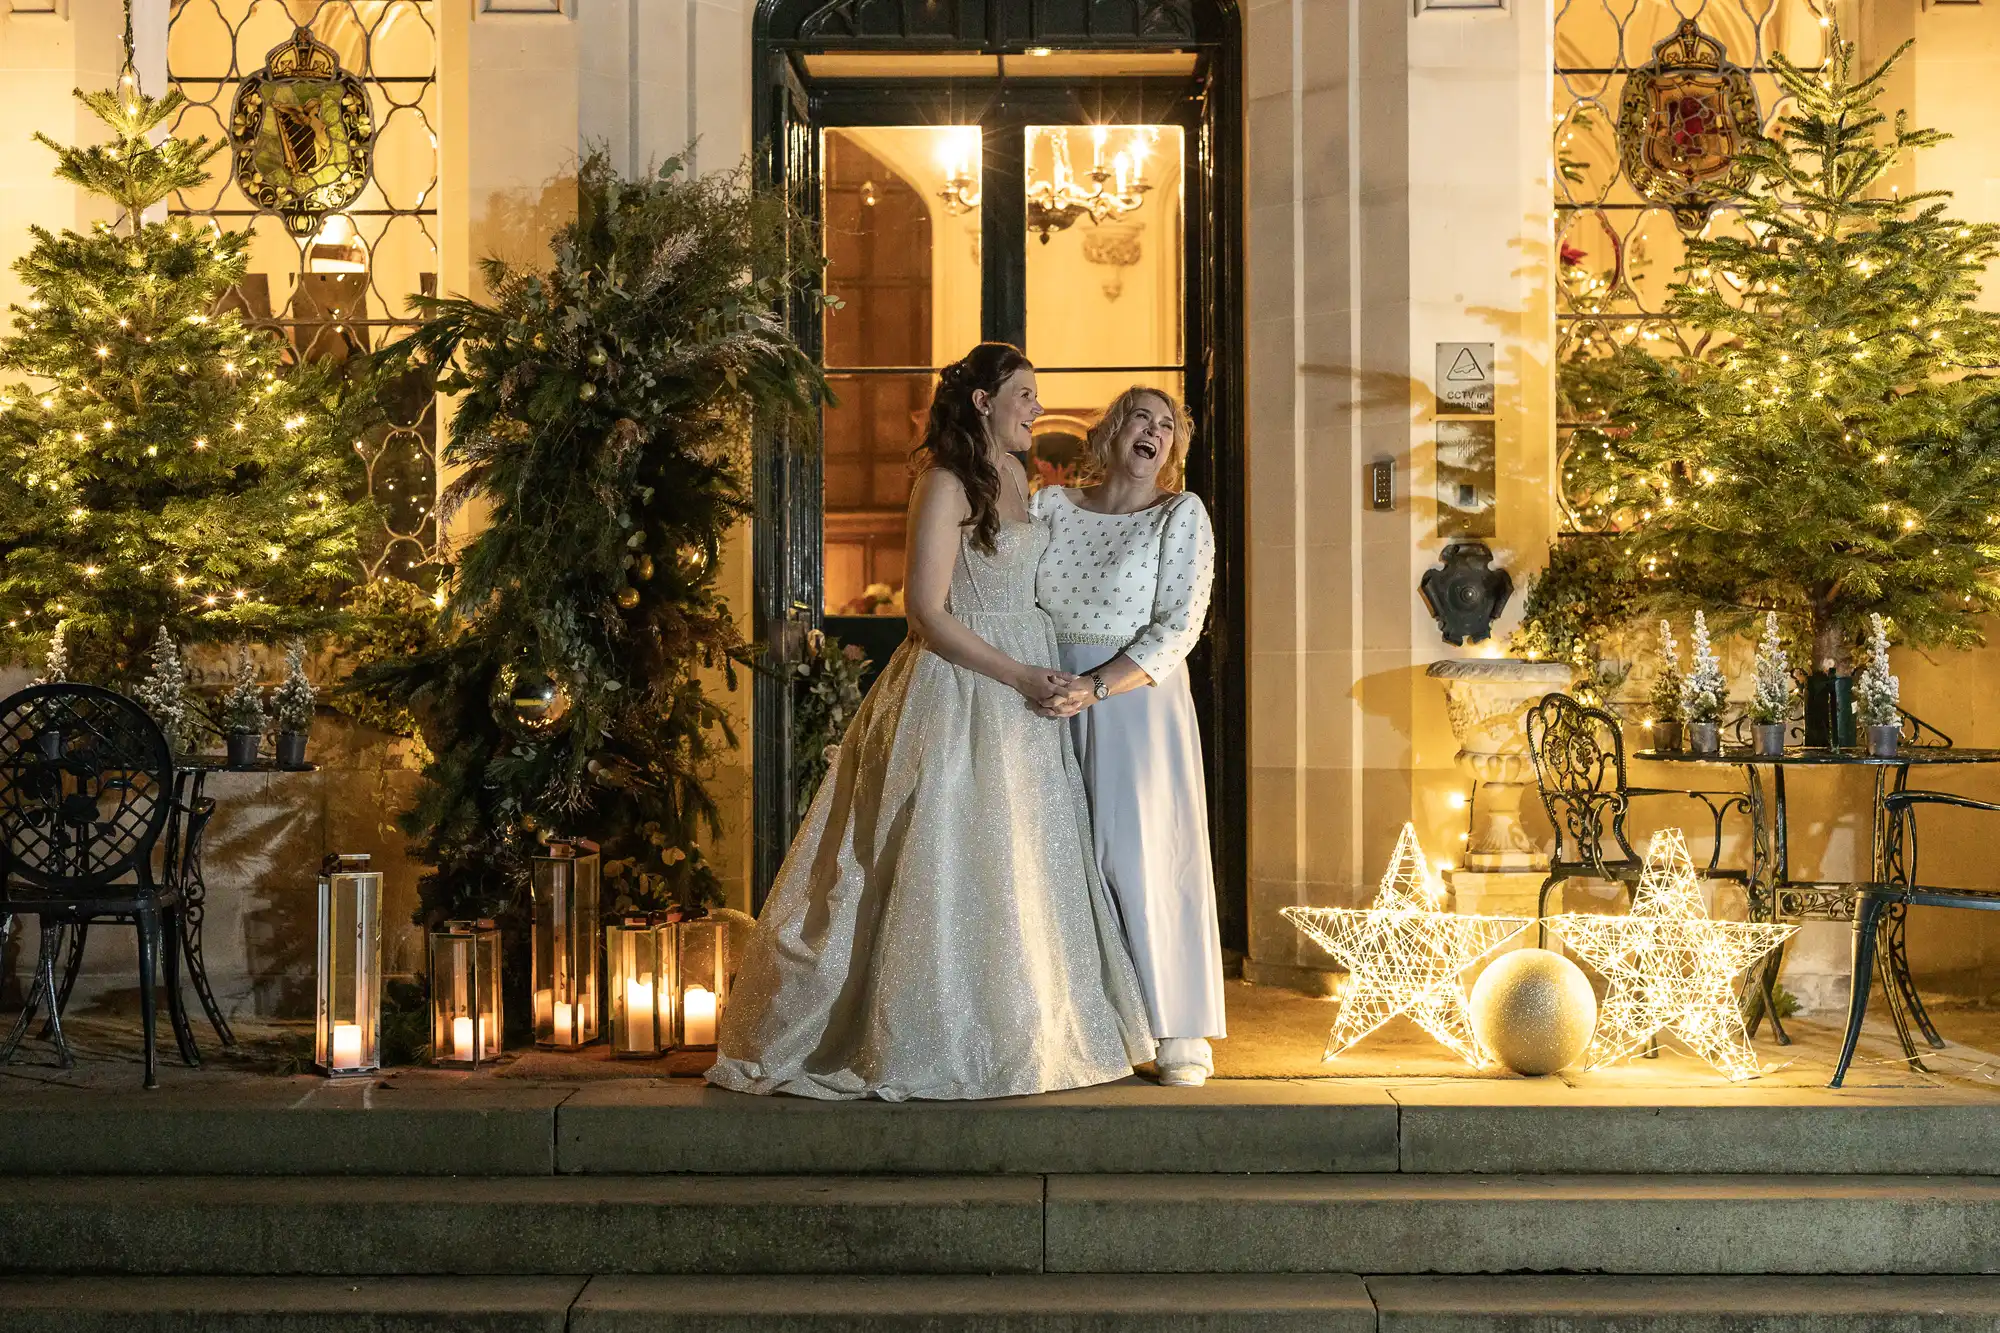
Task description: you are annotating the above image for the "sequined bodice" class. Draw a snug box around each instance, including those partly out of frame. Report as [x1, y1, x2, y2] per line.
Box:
[948, 519, 1046, 617]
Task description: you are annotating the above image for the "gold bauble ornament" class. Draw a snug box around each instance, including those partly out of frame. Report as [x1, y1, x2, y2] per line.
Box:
[632, 554, 654, 582]
[678, 544, 710, 579]
[616, 585, 640, 610]
[578, 382, 597, 401]
[491, 663, 572, 735]
[1468, 947, 1598, 1076]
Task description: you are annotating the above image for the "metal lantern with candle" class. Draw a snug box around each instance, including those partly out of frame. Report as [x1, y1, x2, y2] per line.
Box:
[428, 919, 503, 1068]
[607, 915, 677, 1058]
[673, 915, 732, 1049]
[531, 838, 601, 1048]
[315, 853, 382, 1077]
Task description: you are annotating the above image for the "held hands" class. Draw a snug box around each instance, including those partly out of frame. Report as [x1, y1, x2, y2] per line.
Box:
[1015, 668, 1096, 719]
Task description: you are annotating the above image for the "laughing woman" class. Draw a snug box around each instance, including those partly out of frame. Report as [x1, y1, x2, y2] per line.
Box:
[1031, 387, 1224, 1087]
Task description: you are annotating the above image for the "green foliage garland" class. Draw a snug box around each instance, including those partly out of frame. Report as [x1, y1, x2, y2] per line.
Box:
[0, 49, 370, 680]
[360, 153, 823, 923]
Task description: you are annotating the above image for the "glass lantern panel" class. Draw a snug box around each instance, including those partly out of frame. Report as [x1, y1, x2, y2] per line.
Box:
[674, 920, 731, 1048]
[317, 866, 381, 1076]
[532, 845, 601, 1048]
[608, 920, 677, 1057]
[429, 922, 501, 1067]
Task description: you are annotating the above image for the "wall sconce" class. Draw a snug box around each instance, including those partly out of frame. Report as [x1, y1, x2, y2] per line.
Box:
[428, 919, 503, 1068]
[315, 853, 382, 1077]
[531, 838, 601, 1048]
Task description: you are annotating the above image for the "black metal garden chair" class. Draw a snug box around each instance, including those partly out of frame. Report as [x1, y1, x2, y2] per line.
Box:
[0, 683, 197, 1088]
[1526, 692, 1751, 943]
[1832, 789, 2000, 1088]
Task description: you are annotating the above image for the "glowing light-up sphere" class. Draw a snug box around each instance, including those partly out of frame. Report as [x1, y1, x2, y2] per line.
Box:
[492, 665, 572, 735]
[1469, 948, 1597, 1076]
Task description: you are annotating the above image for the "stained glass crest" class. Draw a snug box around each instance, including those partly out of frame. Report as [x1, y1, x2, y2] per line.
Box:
[228, 27, 376, 238]
[1616, 18, 1762, 228]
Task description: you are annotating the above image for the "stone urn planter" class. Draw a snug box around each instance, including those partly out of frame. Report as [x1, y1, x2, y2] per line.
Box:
[1426, 659, 1574, 870]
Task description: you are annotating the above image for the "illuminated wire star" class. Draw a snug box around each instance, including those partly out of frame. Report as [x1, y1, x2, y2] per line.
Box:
[1547, 828, 1795, 1082]
[1282, 823, 1531, 1067]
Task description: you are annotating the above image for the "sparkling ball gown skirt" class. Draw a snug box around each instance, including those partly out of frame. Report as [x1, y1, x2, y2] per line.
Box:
[707, 519, 1156, 1100]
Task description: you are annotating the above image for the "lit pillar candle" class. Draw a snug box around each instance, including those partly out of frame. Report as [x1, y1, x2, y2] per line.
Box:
[683, 985, 717, 1045]
[452, 1016, 475, 1063]
[554, 1001, 575, 1045]
[624, 979, 655, 1052]
[331, 1022, 362, 1069]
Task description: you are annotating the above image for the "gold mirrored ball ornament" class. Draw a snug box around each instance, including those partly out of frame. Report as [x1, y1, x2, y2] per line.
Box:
[492, 664, 572, 735]
[1468, 947, 1598, 1076]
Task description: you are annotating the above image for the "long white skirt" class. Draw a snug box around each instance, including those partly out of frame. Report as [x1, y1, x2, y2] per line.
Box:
[1060, 643, 1227, 1040]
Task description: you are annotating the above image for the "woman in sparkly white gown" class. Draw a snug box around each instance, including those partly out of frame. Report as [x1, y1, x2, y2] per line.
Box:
[708, 344, 1156, 1101]
[1032, 387, 1224, 1087]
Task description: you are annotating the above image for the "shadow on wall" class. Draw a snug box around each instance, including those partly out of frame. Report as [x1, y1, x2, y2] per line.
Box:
[0, 706, 427, 1026]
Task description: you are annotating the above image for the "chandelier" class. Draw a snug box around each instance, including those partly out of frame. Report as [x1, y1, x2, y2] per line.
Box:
[1025, 126, 1156, 243]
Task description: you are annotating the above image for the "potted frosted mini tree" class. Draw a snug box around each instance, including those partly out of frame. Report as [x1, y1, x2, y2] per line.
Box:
[272, 641, 315, 769]
[1856, 614, 1902, 758]
[1650, 620, 1686, 753]
[1681, 612, 1728, 757]
[1748, 613, 1792, 757]
[222, 648, 267, 768]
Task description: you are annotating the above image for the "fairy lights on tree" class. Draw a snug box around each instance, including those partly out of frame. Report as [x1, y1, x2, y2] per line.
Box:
[1557, 29, 2000, 675]
[0, 4, 368, 681]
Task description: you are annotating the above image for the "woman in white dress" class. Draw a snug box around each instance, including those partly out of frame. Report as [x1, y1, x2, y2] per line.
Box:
[708, 344, 1156, 1101]
[1031, 386, 1224, 1087]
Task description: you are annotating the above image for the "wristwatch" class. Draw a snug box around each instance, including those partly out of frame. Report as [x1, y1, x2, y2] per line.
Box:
[1091, 672, 1109, 701]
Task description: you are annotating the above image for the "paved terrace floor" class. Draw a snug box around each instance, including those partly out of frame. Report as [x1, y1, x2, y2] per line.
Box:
[5, 979, 2000, 1106]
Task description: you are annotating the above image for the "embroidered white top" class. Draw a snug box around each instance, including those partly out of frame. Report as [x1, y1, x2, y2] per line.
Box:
[1030, 485, 1217, 684]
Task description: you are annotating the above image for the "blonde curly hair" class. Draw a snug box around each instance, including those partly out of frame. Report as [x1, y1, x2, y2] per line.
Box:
[1085, 386, 1192, 492]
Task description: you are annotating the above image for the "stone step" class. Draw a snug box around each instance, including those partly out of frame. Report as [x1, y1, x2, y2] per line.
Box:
[5, 1275, 2000, 1332]
[0, 1177, 1044, 1277]
[1366, 1275, 2000, 1331]
[8, 1082, 2000, 1178]
[9, 1174, 2000, 1278]
[1042, 1174, 2000, 1275]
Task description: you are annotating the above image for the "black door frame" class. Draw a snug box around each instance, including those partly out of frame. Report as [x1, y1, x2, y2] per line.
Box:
[751, 0, 1247, 954]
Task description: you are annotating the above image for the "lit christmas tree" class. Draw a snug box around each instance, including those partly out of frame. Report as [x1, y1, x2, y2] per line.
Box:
[1560, 32, 2000, 675]
[0, 15, 368, 681]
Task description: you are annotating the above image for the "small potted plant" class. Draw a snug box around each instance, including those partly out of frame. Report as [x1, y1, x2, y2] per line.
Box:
[135, 626, 196, 757]
[1747, 612, 1791, 757]
[1855, 613, 1901, 758]
[33, 620, 68, 759]
[272, 640, 315, 769]
[1650, 619, 1685, 753]
[222, 648, 267, 769]
[1680, 611, 1728, 757]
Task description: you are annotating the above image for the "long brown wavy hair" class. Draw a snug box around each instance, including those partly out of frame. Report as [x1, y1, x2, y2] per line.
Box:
[913, 342, 1033, 553]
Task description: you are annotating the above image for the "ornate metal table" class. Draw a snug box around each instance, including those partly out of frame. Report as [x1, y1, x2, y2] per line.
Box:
[51, 755, 316, 1052]
[1636, 745, 2000, 1069]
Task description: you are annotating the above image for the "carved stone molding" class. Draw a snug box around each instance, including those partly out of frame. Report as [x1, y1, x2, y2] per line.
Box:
[1082, 221, 1143, 301]
[7, 0, 67, 16]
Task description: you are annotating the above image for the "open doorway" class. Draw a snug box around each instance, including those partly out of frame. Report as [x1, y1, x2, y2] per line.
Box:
[751, 1, 1245, 951]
